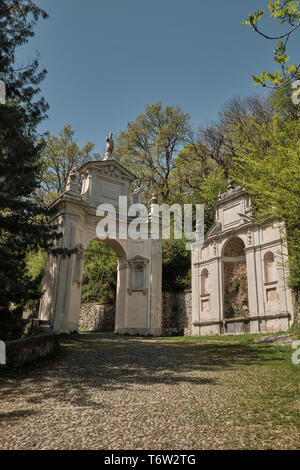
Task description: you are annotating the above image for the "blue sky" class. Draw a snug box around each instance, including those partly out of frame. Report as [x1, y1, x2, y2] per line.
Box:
[16, 0, 299, 156]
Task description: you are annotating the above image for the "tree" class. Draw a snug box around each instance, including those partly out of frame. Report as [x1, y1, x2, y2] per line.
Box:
[232, 117, 300, 291]
[170, 95, 273, 230]
[115, 102, 191, 202]
[162, 238, 191, 291]
[196, 96, 273, 174]
[38, 125, 100, 205]
[243, 1, 300, 87]
[81, 241, 117, 304]
[0, 1, 64, 339]
[269, 82, 300, 120]
[0, 104, 60, 311]
[171, 144, 227, 232]
[0, 0, 49, 129]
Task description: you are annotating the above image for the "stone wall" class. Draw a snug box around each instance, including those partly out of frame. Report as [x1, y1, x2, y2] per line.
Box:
[79, 302, 115, 332]
[162, 290, 192, 336]
[80, 292, 193, 336]
[4, 333, 60, 368]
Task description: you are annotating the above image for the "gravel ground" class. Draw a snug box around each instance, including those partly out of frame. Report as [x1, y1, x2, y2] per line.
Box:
[0, 333, 299, 450]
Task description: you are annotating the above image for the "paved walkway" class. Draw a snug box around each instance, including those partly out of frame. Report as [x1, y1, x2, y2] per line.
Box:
[0, 334, 298, 449]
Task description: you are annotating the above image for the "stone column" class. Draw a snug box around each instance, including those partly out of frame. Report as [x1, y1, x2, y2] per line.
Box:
[115, 258, 128, 333]
[149, 238, 162, 335]
[245, 247, 260, 333]
[191, 248, 200, 335]
[52, 218, 79, 333]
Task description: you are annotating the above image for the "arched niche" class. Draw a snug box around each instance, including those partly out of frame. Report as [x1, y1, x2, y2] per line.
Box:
[263, 251, 279, 312]
[222, 236, 248, 319]
[264, 251, 277, 283]
[200, 268, 209, 295]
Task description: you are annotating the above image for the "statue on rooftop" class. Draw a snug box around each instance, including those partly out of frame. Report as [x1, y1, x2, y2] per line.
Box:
[104, 132, 114, 160]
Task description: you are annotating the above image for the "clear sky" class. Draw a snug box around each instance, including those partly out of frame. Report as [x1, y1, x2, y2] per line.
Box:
[16, 0, 299, 156]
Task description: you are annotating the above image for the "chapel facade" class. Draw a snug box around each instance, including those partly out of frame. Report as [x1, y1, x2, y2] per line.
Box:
[191, 180, 294, 335]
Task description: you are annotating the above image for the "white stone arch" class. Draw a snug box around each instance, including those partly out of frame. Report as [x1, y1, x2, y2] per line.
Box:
[79, 236, 129, 335]
[220, 234, 247, 258]
[39, 159, 162, 336]
[221, 236, 248, 320]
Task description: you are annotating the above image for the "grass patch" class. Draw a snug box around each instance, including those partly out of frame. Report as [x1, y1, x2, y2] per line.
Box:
[153, 331, 288, 344]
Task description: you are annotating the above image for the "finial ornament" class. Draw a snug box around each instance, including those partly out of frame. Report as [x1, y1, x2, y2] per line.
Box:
[227, 177, 234, 191]
[104, 132, 114, 160]
[151, 193, 158, 205]
[66, 167, 79, 192]
[133, 186, 142, 204]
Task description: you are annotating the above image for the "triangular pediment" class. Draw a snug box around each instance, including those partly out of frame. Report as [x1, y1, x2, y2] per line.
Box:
[127, 255, 149, 265]
[78, 159, 136, 182]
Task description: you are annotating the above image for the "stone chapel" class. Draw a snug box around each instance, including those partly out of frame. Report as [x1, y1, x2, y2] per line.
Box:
[190, 179, 294, 335]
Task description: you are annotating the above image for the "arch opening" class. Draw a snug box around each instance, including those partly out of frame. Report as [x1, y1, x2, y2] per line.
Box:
[222, 237, 248, 319]
[79, 239, 121, 333]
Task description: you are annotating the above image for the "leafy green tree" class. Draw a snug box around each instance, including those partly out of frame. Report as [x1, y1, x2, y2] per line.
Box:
[0, 1, 65, 339]
[26, 248, 46, 281]
[172, 146, 227, 233]
[269, 82, 300, 119]
[162, 239, 191, 291]
[81, 241, 117, 304]
[115, 102, 191, 202]
[171, 95, 272, 232]
[0, 102, 64, 339]
[243, 1, 300, 87]
[196, 96, 273, 172]
[232, 117, 300, 290]
[0, 0, 49, 129]
[38, 125, 100, 205]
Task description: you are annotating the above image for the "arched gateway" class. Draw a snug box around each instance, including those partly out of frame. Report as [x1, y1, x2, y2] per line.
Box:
[39, 157, 162, 335]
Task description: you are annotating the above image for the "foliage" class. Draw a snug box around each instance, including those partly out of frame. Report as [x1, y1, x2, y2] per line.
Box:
[26, 248, 46, 281]
[0, 0, 49, 129]
[0, 306, 28, 341]
[0, 103, 62, 309]
[172, 153, 227, 233]
[0, 1, 66, 340]
[172, 96, 273, 183]
[232, 116, 300, 290]
[269, 82, 300, 119]
[162, 238, 191, 291]
[115, 102, 191, 202]
[81, 241, 117, 303]
[243, 1, 300, 87]
[38, 125, 100, 205]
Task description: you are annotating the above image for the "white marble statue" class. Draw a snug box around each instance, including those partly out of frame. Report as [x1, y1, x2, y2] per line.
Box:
[104, 132, 114, 160]
[133, 186, 142, 204]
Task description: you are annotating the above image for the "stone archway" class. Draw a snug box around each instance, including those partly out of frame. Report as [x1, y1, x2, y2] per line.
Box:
[39, 158, 162, 336]
[78, 238, 127, 331]
[222, 237, 248, 319]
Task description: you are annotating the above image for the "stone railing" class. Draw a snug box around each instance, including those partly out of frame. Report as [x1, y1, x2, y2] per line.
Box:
[4, 333, 60, 368]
